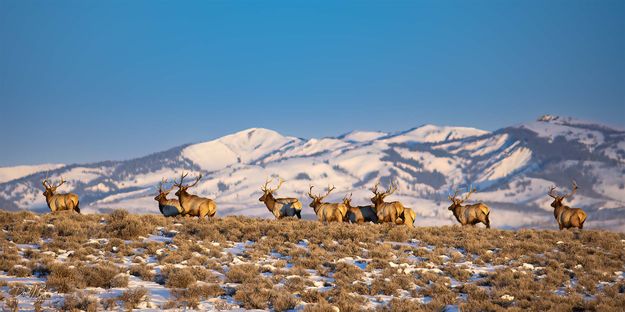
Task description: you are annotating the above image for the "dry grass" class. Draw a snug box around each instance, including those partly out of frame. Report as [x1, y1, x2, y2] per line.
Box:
[0, 211, 624, 311]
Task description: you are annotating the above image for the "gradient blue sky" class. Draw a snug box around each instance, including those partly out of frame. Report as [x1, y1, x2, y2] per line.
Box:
[1, 0, 623, 166]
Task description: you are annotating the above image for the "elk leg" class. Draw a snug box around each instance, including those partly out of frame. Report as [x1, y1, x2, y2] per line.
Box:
[389, 211, 397, 224]
[200, 207, 210, 220]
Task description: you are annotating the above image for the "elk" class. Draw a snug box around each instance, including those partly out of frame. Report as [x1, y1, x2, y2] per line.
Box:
[154, 178, 184, 217]
[173, 172, 217, 219]
[548, 181, 587, 230]
[395, 207, 416, 227]
[448, 187, 490, 228]
[41, 176, 80, 213]
[370, 181, 409, 224]
[307, 185, 347, 223]
[342, 193, 378, 224]
[259, 177, 302, 219]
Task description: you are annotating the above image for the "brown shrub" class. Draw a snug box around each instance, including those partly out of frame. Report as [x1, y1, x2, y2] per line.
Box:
[380, 298, 426, 312]
[226, 263, 259, 283]
[333, 262, 364, 288]
[104, 210, 151, 240]
[46, 264, 85, 293]
[60, 291, 98, 312]
[233, 277, 272, 309]
[327, 288, 367, 312]
[8, 264, 31, 277]
[270, 288, 298, 312]
[387, 226, 410, 242]
[129, 264, 154, 281]
[117, 287, 149, 310]
[302, 298, 337, 312]
[300, 289, 324, 304]
[77, 263, 123, 289]
[285, 276, 307, 293]
[161, 266, 197, 288]
[0, 248, 20, 272]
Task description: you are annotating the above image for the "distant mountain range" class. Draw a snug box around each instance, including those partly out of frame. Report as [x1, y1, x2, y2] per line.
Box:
[1, 115, 624, 231]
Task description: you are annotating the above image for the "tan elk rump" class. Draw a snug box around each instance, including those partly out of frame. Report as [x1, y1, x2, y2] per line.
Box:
[448, 187, 490, 228]
[395, 207, 416, 227]
[307, 185, 347, 223]
[259, 177, 302, 219]
[154, 178, 183, 217]
[342, 193, 378, 224]
[370, 182, 410, 224]
[548, 181, 587, 230]
[174, 172, 217, 219]
[41, 176, 80, 213]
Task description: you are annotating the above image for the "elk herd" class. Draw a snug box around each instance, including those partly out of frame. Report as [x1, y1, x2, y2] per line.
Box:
[39, 173, 588, 230]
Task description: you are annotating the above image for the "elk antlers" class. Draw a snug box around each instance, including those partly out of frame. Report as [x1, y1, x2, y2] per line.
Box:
[42, 173, 67, 190]
[174, 172, 202, 189]
[548, 180, 578, 199]
[371, 181, 397, 198]
[449, 185, 476, 204]
[261, 177, 285, 193]
[158, 178, 175, 193]
[308, 185, 335, 201]
[343, 192, 353, 203]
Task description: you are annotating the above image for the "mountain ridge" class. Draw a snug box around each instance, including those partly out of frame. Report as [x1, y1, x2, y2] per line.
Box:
[1, 116, 623, 231]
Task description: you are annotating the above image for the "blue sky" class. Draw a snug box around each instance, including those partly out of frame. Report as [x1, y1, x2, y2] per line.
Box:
[0, 0, 623, 166]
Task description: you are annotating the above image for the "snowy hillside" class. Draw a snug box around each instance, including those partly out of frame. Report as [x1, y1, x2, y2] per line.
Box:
[1, 116, 624, 231]
[0, 164, 64, 184]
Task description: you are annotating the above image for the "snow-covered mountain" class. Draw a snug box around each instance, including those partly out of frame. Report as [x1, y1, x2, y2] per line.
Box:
[1, 115, 624, 231]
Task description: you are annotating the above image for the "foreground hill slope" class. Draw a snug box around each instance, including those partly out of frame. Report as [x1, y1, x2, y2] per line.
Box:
[0, 212, 623, 311]
[0, 115, 623, 230]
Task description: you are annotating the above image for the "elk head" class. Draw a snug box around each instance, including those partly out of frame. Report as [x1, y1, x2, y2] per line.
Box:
[259, 177, 285, 202]
[173, 172, 202, 197]
[548, 180, 577, 209]
[42, 176, 67, 198]
[448, 187, 476, 210]
[154, 178, 175, 201]
[307, 185, 335, 208]
[370, 181, 397, 206]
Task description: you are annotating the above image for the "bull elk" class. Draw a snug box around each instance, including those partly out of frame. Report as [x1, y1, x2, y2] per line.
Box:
[342, 193, 378, 224]
[307, 185, 347, 223]
[174, 172, 217, 219]
[370, 181, 409, 224]
[548, 181, 587, 230]
[448, 187, 491, 228]
[154, 178, 183, 217]
[41, 176, 80, 213]
[259, 177, 302, 219]
[395, 207, 416, 228]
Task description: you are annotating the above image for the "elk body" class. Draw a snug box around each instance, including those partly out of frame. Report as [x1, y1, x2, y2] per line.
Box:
[395, 207, 416, 227]
[448, 188, 490, 228]
[370, 182, 409, 224]
[174, 173, 217, 219]
[154, 178, 183, 217]
[307, 185, 347, 223]
[342, 193, 378, 224]
[259, 177, 302, 219]
[548, 181, 587, 230]
[41, 177, 80, 213]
